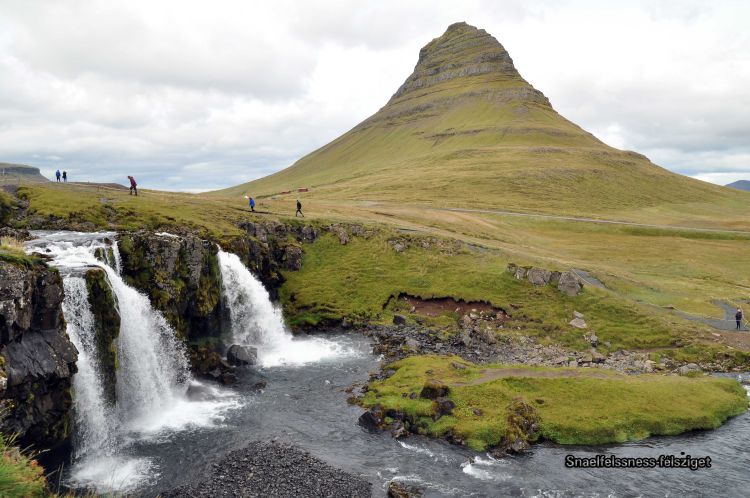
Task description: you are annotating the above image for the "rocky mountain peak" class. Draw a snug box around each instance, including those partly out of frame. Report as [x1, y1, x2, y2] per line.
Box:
[390, 21, 524, 101]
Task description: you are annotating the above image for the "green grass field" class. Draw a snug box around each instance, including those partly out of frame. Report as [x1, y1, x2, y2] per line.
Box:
[362, 355, 748, 450]
[8, 182, 750, 359]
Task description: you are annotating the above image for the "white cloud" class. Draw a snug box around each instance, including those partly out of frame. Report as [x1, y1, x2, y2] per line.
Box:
[0, 0, 747, 190]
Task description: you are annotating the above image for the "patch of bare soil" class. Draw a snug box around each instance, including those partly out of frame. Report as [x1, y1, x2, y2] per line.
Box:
[399, 294, 505, 317]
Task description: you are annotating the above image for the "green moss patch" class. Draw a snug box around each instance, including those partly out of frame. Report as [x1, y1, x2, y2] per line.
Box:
[362, 355, 748, 451]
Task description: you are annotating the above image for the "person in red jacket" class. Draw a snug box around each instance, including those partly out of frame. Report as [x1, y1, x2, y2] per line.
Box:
[128, 176, 138, 196]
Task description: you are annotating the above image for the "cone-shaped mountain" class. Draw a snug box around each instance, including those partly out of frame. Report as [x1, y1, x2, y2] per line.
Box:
[218, 22, 740, 217]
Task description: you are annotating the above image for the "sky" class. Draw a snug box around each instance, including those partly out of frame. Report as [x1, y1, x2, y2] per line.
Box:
[0, 0, 748, 191]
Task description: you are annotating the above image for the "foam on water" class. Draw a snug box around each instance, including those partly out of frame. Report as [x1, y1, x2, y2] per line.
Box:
[68, 455, 155, 494]
[461, 455, 510, 482]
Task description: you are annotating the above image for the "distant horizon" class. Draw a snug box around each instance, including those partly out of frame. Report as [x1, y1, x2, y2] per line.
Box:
[1, 1, 748, 191]
[3, 157, 750, 194]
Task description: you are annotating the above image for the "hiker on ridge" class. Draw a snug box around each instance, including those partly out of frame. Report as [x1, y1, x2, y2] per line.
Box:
[55, 169, 61, 182]
[249, 196, 255, 212]
[295, 199, 304, 217]
[62, 170, 67, 182]
[128, 175, 138, 196]
[736, 308, 743, 331]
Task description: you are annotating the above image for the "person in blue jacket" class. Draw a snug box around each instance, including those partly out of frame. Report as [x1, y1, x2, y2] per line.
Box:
[249, 197, 255, 212]
[55, 169, 61, 182]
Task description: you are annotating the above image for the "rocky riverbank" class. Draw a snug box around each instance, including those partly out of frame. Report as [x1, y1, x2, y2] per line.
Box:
[364, 309, 737, 377]
[161, 440, 372, 498]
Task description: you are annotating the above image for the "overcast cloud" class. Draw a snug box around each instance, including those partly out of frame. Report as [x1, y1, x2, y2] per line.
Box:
[0, 0, 748, 191]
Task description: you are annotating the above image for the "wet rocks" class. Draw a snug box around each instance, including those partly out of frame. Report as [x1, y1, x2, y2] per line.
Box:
[84, 268, 120, 404]
[393, 314, 407, 326]
[0, 261, 78, 450]
[358, 403, 385, 430]
[189, 346, 236, 385]
[388, 480, 424, 498]
[226, 344, 258, 366]
[161, 440, 372, 498]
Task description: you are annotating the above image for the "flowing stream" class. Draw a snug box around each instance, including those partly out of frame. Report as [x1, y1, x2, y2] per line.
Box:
[26, 232, 750, 497]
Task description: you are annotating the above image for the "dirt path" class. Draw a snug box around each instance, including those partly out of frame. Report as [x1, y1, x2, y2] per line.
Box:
[432, 207, 750, 236]
[456, 367, 617, 386]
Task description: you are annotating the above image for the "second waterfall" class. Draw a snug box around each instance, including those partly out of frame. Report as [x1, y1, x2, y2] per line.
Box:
[217, 250, 348, 367]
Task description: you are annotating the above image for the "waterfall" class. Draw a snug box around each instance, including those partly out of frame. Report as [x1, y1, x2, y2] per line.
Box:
[111, 240, 123, 274]
[103, 263, 190, 425]
[26, 232, 239, 492]
[217, 250, 347, 367]
[62, 277, 115, 459]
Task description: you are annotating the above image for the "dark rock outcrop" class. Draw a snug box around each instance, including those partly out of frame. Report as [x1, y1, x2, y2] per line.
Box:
[84, 268, 119, 404]
[189, 346, 236, 384]
[118, 232, 222, 341]
[226, 220, 320, 297]
[0, 261, 77, 449]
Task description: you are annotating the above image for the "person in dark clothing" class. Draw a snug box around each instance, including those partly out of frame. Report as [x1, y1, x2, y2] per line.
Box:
[55, 169, 61, 182]
[62, 170, 67, 182]
[128, 175, 138, 196]
[736, 308, 743, 330]
[295, 199, 304, 217]
[249, 197, 255, 212]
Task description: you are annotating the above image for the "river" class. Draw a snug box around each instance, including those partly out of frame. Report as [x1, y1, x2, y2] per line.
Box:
[25, 231, 750, 497]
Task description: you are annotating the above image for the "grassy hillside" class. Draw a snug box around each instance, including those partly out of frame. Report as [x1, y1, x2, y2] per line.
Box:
[10, 183, 750, 329]
[215, 22, 750, 222]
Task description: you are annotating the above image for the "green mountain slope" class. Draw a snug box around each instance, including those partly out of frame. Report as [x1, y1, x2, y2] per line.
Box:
[215, 22, 748, 218]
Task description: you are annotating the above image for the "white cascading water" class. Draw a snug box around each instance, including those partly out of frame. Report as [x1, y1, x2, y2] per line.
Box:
[103, 262, 191, 426]
[217, 250, 347, 367]
[61, 277, 115, 459]
[111, 240, 123, 274]
[26, 232, 239, 492]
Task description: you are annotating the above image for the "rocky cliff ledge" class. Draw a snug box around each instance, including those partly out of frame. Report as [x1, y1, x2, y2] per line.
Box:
[0, 260, 77, 449]
[118, 232, 222, 342]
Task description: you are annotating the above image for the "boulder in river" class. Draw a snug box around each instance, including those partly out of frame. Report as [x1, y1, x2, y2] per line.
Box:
[227, 344, 258, 366]
[388, 480, 424, 497]
[358, 403, 385, 431]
